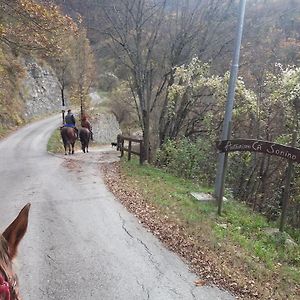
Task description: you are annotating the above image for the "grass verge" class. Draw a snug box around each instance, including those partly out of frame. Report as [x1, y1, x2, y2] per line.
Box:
[0, 125, 11, 138]
[47, 128, 64, 153]
[103, 158, 300, 299]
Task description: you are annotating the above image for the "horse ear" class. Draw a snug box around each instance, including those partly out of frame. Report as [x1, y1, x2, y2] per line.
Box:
[3, 203, 31, 259]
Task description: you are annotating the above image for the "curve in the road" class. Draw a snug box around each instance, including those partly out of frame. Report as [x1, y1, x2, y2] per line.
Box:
[0, 116, 234, 300]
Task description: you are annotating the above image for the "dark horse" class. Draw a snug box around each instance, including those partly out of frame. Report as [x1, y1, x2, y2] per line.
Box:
[0, 203, 30, 300]
[79, 127, 90, 153]
[60, 127, 77, 155]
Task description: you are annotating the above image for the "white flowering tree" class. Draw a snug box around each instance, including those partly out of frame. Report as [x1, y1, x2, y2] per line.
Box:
[160, 57, 257, 144]
[158, 58, 300, 226]
[230, 64, 300, 222]
[256, 64, 300, 144]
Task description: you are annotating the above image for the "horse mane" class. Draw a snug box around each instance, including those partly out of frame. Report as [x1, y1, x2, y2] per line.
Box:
[0, 235, 10, 271]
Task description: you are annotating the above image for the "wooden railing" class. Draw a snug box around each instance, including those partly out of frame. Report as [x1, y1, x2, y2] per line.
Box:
[117, 135, 145, 164]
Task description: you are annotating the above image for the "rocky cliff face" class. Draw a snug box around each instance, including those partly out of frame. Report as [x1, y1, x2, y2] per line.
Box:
[92, 113, 121, 144]
[18, 57, 121, 144]
[20, 57, 61, 119]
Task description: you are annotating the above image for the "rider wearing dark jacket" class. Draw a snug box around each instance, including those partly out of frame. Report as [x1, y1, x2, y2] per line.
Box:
[65, 109, 76, 126]
[64, 109, 78, 137]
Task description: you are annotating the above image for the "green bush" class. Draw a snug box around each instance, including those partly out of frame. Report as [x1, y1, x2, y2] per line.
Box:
[155, 138, 217, 184]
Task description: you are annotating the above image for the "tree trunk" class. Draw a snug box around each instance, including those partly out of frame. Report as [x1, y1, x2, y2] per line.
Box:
[143, 109, 150, 163]
[61, 87, 65, 125]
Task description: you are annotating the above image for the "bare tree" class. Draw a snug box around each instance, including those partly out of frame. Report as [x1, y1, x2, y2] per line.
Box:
[70, 28, 96, 117]
[157, 0, 236, 145]
[102, 0, 167, 162]
[100, 0, 237, 158]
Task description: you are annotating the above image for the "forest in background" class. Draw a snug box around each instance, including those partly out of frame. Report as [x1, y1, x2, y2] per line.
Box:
[1, 1, 300, 298]
[51, 0, 300, 229]
[1, 0, 300, 229]
[0, 0, 95, 131]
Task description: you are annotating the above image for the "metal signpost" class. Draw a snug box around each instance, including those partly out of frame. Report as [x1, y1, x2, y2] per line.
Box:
[214, 0, 299, 232]
[215, 0, 247, 215]
[217, 135, 300, 231]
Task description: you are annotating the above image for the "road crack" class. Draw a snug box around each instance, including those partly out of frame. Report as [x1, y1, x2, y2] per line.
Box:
[136, 280, 150, 300]
[119, 213, 134, 239]
[119, 213, 163, 276]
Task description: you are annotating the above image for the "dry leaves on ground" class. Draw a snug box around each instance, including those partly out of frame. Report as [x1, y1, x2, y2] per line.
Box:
[100, 162, 279, 299]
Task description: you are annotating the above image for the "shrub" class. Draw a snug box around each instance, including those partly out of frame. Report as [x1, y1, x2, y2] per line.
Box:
[155, 138, 217, 184]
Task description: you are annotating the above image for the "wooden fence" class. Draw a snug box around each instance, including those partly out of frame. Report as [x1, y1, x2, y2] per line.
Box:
[117, 135, 145, 164]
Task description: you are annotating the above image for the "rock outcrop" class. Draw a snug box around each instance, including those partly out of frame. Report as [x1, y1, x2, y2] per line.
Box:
[18, 58, 121, 144]
[20, 57, 62, 119]
[92, 113, 121, 144]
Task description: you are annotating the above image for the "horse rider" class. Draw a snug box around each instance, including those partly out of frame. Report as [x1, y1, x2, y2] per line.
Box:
[64, 109, 78, 137]
[81, 114, 94, 141]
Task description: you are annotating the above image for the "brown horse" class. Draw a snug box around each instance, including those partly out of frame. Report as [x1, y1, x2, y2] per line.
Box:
[60, 127, 77, 155]
[79, 127, 90, 153]
[0, 203, 30, 300]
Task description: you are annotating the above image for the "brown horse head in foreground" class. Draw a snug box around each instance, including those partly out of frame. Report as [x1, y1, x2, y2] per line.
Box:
[79, 127, 90, 153]
[60, 127, 77, 155]
[0, 203, 30, 300]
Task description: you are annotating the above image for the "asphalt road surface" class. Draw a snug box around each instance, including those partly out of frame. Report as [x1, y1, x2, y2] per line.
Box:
[0, 116, 234, 300]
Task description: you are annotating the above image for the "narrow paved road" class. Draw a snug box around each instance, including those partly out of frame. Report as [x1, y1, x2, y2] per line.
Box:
[0, 116, 233, 299]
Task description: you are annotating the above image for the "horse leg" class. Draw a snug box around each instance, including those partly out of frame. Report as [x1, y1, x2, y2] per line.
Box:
[71, 142, 75, 154]
[64, 143, 67, 155]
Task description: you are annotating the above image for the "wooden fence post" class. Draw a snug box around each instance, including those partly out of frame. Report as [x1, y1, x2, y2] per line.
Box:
[120, 137, 124, 157]
[128, 140, 132, 161]
[117, 136, 144, 164]
[140, 141, 144, 165]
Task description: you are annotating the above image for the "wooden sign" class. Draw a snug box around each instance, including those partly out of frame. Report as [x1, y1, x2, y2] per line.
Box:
[216, 139, 300, 163]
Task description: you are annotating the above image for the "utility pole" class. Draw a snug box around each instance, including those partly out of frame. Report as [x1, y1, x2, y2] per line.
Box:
[215, 0, 247, 214]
